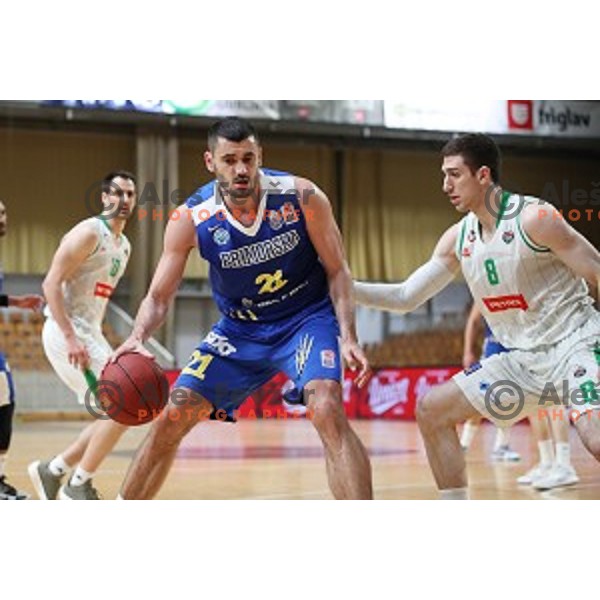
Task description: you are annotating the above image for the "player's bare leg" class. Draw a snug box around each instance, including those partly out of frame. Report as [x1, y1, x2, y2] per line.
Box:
[416, 380, 482, 497]
[573, 410, 600, 464]
[78, 419, 128, 473]
[61, 422, 99, 466]
[305, 380, 372, 500]
[120, 388, 214, 499]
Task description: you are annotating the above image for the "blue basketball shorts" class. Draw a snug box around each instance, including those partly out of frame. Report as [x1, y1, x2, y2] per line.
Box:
[175, 304, 342, 418]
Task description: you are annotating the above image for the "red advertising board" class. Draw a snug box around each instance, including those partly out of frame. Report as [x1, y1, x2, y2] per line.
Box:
[166, 366, 461, 420]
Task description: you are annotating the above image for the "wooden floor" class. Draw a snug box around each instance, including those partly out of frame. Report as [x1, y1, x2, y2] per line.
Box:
[7, 418, 600, 499]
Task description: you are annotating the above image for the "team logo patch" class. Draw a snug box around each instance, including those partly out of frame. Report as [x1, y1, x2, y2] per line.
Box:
[281, 202, 299, 224]
[213, 228, 230, 246]
[574, 365, 587, 378]
[321, 350, 336, 369]
[464, 362, 482, 376]
[502, 230, 515, 244]
[268, 209, 284, 231]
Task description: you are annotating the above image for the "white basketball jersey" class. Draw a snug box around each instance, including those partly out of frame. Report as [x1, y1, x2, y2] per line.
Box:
[49, 217, 130, 330]
[457, 193, 595, 351]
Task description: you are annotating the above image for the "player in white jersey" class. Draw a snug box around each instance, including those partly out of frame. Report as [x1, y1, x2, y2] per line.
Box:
[355, 133, 600, 499]
[28, 171, 135, 500]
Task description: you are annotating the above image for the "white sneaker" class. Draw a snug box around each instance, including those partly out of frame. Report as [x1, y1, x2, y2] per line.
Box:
[491, 445, 521, 462]
[517, 463, 552, 485]
[532, 465, 580, 491]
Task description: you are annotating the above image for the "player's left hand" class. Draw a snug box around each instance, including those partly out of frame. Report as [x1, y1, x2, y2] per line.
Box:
[11, 294, 45, 312]
[342, 339, 371, 388]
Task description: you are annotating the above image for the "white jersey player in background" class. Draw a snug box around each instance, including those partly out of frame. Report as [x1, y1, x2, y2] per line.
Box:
[355, 133, 600, 499]
[28, 172, 135, 500]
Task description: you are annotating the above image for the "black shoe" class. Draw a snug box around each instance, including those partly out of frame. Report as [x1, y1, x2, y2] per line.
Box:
[0, 476, 29, 500]
[282, 380, 304, 406]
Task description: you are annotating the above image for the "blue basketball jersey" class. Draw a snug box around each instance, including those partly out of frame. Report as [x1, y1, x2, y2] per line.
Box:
[186, 169, 331, 324]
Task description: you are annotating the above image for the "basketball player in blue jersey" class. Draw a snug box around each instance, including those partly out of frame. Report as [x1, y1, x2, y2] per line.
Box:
[356, 133, 600, 499]
[114, 117, 373, 500]
[0, 200, 45, 499]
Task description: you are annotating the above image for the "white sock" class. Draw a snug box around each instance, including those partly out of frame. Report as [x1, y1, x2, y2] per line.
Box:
[555, 442, 571, 467]
[460, 423, 478, 449]
[70, 466, 93, 487]
[538, 440, 554, 467]
[0, 455, 6, 478]
[49, 455, 70, 477]
[440, 488, 469, 500]
[494, 427, 510, 451]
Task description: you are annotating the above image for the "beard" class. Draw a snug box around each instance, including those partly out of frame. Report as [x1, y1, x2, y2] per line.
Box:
[218, 176, 259, 202]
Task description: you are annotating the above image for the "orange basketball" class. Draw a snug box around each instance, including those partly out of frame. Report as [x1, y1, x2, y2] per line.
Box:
[98, 353, 169, 426]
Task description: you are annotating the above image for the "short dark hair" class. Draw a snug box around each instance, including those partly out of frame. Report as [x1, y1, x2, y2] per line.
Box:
[102, 170, 137, 194]
[441, 133, 502, 184]
[207, 117, 259, 151]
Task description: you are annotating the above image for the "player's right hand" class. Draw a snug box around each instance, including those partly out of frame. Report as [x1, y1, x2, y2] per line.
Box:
[110, 337, 155, 363]
[66, 336, 90, 370]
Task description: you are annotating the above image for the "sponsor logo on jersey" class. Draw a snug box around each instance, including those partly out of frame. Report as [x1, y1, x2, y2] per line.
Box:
[479, 381, 490, 392]
[213, 228, 231, 246]
[203, 332, 237, 357]
[241, 297, 254, 308]
[268, 209, 284, 231]
[94, 282, 114, 299]
[482, 294, 529, 312]
[467, 230, 477, 243]
[321, 349, 336, 369]
[502, 230, 515, 244]
[220, 230, 300, 269]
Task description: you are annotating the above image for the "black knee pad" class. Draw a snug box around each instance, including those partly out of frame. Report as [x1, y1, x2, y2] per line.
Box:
[0, 403, 14, 451]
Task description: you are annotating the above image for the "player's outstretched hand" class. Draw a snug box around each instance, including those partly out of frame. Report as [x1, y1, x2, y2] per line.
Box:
[12, 294, 45, 312]
[342, 339, 371, 388]
[110, 337, 155, 363]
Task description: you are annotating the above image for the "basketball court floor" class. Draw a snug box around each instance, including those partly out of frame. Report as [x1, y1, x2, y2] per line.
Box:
[8, 418, 600, 499]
